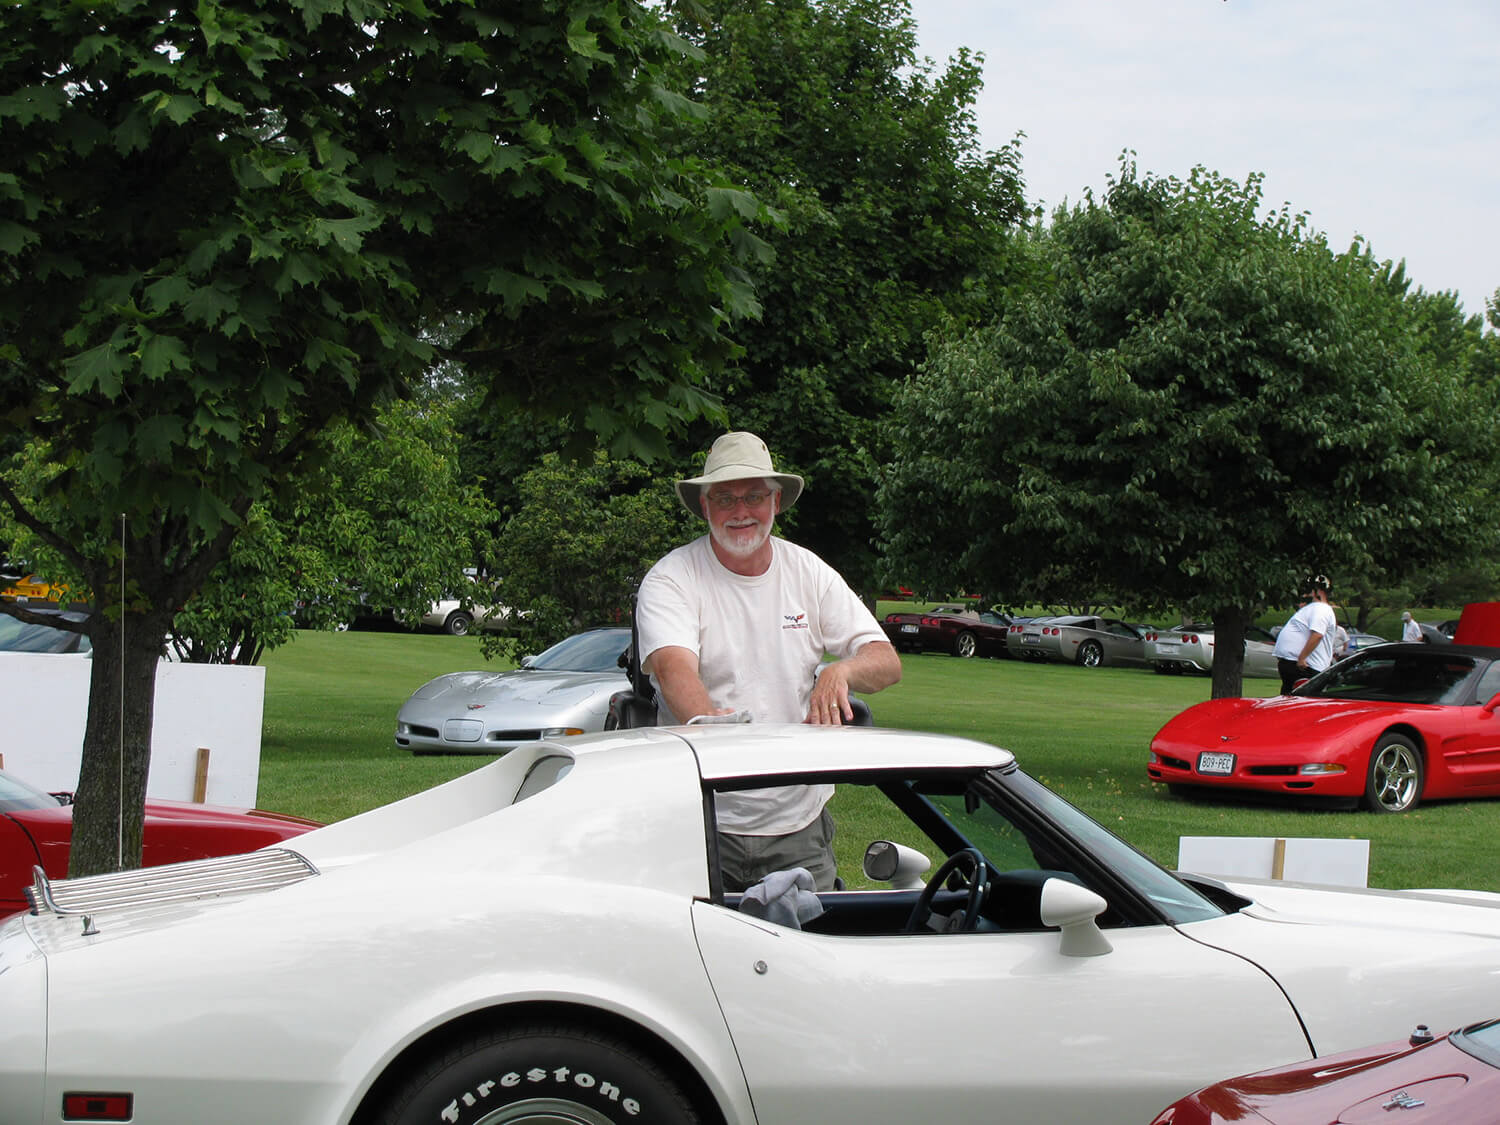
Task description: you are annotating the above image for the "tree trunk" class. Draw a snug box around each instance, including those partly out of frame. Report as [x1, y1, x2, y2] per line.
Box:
[69, 609, 175, 877]
[1209, 605, 1252, 700]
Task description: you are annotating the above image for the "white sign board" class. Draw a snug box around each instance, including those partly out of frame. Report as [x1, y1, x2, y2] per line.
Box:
[0, 655, 265, 807]
[1178, 835, 1370, 887]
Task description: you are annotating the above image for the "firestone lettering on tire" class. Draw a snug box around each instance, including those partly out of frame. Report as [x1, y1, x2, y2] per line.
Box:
[439, 1065, 642, 1122]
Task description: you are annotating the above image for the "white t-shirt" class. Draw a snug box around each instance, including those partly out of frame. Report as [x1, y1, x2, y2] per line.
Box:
[1403, 618, 1423, 642]
[636, 534, 887, 834]
[1273, 600, 1338, 671]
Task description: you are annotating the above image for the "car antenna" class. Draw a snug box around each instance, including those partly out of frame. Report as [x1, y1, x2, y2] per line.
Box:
[117, 511, 125, 872]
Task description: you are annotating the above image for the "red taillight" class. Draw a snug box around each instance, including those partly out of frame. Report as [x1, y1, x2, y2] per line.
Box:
[63, 1094, 133, 1122]
[1184, 634, 1198, 643]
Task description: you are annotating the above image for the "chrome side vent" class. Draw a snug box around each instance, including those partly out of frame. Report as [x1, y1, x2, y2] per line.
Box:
[27, 848, 319, 917]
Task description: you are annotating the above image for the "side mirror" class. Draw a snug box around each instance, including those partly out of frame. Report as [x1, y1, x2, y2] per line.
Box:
[863, 841, 931, 890]
[1484, 692, 1500, 715]
[1040, 878, 1113, 957]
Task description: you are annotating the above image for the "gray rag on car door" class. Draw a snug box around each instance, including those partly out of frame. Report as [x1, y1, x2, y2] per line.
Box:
[738, 867, 825, 929]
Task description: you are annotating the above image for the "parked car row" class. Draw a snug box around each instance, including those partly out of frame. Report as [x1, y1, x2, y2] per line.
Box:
[884, 604, 1452, 678]
[881, 607, 1160, 668]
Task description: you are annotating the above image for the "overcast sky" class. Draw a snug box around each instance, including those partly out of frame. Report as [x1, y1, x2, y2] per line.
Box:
[907, 0, 1497, 323]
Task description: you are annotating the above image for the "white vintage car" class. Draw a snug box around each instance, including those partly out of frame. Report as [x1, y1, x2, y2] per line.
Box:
[5, 724, 1500, 1124]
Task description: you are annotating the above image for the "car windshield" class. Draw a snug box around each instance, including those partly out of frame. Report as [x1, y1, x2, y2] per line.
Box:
[1455, 1019, 1500, 1070]
[0, 770, 63, 811]
[1297, 650, 1481, 705]
[525, 629, 628, 673]
[957, 769, 1225, 925]
[0, 613, 90, 654]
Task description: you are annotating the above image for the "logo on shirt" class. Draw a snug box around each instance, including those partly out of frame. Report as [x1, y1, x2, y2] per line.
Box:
[782, 612, 808, 631]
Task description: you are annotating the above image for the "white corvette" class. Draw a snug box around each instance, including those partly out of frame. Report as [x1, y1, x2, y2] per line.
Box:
[5, 724, 1500, 1124]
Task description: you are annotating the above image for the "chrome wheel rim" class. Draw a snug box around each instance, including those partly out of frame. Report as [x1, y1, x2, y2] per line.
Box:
[473, 1098, 617, 1124]
[1371, 743, 1420, 811]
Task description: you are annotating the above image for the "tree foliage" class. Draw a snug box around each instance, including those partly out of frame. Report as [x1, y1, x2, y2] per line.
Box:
[880, 162, 1500, 696]
[665, 0, 1026, 592]
[166, 400, 496, 662]
[486, 453, 692, 659]
[0, 0, 759, 875]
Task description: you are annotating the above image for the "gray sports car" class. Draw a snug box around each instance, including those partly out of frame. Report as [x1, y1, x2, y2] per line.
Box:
[394, 627, 629, 755]
[1018, 615, 1150, 668]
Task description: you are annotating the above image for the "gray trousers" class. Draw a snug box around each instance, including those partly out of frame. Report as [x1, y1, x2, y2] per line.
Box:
[718, 807, 837, 893]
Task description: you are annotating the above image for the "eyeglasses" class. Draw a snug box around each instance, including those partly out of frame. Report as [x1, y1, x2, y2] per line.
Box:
[706, 489, 774, 511]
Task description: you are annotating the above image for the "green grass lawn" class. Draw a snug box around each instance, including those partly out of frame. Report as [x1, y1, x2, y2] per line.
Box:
[259, 628, 1499, 893]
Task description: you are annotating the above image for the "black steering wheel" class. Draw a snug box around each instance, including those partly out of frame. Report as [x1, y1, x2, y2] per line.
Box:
[904, 847, 991, 934]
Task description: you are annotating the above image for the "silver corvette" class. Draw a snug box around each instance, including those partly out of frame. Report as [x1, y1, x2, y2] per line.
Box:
[1146, 623, 1280, 678]
[394, 627, 629, 754]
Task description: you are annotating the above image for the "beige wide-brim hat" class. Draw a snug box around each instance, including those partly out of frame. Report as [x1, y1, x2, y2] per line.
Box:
[675, 431, 804, 518]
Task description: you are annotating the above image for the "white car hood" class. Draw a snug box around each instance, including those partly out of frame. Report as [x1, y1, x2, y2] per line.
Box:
[1190, 878, 1500, 1054]
[411, 668, 623, 707]
[1224, 878, 1500, 932]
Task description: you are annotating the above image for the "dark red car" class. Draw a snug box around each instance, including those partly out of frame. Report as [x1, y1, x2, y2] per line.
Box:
[880, 604, 1012, 658]
[0, 767, 321, 917]
[1152, 1018, 1500, 1123]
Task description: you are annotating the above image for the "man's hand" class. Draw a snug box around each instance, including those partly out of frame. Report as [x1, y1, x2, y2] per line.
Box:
[806, 662, 855, 725]
[804, 640, 902, 725]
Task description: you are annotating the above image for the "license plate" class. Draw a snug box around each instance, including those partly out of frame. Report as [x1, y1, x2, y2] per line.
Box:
[1196, 751, 1235, 776]
[901, 624, 919, 634]
[1023, 635, 1040, 645]
[1156, 643, 1179, 654]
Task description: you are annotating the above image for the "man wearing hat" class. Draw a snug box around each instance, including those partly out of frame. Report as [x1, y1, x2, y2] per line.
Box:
[1272, 574, 1338, 693]
[636, 431, 901, 891]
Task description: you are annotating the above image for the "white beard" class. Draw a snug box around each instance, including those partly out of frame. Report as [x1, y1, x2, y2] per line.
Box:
[710, 517, 772, 558]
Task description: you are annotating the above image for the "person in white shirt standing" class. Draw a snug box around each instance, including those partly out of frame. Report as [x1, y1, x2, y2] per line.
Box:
[1402, 611, 1423, 643]
[636, 431, 902, 891]
[1273, 574, 1338, 692]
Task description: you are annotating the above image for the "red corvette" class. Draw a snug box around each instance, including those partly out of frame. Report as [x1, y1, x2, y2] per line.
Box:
[0, 767, 321, 917]
[1153, 1018, 1500, 1123]
[1148, 643, 1500, 813]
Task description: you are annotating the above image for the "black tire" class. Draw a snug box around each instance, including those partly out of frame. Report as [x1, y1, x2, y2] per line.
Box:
[1077, 640, 1104, 667]
[444, 611, 473, 636]
[1364, 733, 1424, 813]
[373, 1024, 701, 1125]
[954, 630, 978, 658]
